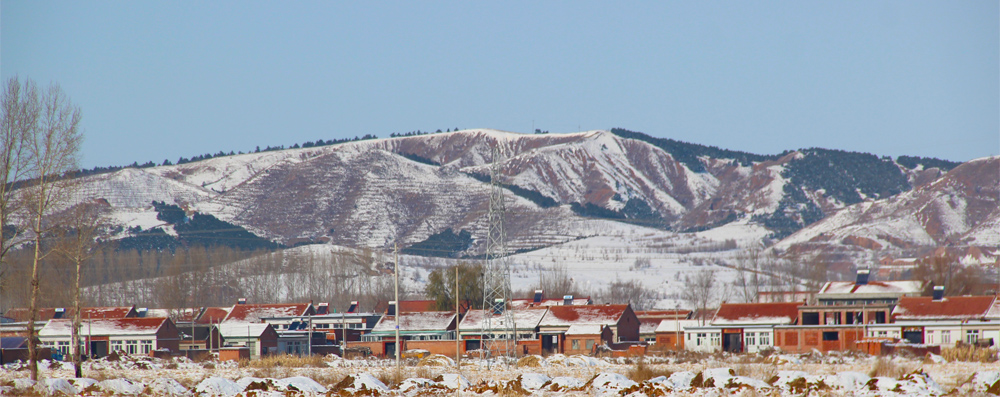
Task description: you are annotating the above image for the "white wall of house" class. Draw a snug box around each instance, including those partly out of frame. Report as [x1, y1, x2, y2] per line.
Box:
[685, 328, 721, 352]
[41, 335, 158, 356]
[742, 330, 774, 353]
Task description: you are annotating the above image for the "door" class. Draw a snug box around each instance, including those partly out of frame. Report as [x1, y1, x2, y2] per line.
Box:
[723, 333, 742, 353]
[385, 342, 396, 357]
[902, 331, 922, 344]
[465, 339, 481, 351]
[90, 341, 108, 358]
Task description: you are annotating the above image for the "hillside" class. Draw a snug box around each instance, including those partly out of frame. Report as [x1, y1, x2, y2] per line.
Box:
[12, 128, 995, 303]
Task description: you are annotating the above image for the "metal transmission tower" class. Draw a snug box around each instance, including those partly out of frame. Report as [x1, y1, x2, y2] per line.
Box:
[480, 144, 517, 365]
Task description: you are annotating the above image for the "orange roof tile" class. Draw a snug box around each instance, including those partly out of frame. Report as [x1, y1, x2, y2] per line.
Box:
[712, 302, 801, 325]
[893, 296, 996, 320]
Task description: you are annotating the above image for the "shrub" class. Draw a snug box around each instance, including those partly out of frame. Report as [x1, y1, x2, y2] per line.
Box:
[625, 358, 672, 382]
[942, 346, 998, 363]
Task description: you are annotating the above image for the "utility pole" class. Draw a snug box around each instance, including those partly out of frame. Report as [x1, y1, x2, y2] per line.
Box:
[394, 243, 400, 375]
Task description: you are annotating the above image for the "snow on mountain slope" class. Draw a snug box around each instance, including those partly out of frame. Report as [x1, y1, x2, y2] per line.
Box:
[775, 156, 1000, 255]
[67, 167, 213, 209]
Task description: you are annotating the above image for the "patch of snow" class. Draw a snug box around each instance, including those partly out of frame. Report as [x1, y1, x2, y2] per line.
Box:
[517, 373, 551, 390]
[194, 377, 243, 397]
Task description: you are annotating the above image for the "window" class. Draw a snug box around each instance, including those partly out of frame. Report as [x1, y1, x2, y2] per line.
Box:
[760, 333, 770, 346]
[586, 339, 594, 350]
[572, 339, 579, 349]
[926, 330, 935, 344]
[802, 312, 820, 325]
[710, 333, 721, 346]
[875, 312, 886, 324]
[942, 331, 951, 344]
[967, 330, 980, 344]
[696, 333, 706, 346]
[141, 340, 153, 354]
[745, 333, 756, 346]
[822, 332, 839, 341]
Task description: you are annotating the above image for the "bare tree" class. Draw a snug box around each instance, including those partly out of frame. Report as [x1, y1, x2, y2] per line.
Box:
[0, 77, 38, 313]
[18, 79, 82, 381]
[538, 264, 579, 298]
[682, 268, 716, 325]
[54, 201, 110, 378]
[600, 278, 656, 310]
[732, 246, 773, 303]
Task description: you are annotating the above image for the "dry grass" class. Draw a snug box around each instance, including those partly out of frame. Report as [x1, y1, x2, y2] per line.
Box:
[625, 358, 672, 383]
[868, 357, 914, 379]
[733, 363, 778, 381]
[516, 355, 542, 368]
[239, 354, 327, 369]
[942, 346, 998, 363]
[376, 368, 405, 388]
[414, 366, 438, 380]
[311, 371, 348, 387]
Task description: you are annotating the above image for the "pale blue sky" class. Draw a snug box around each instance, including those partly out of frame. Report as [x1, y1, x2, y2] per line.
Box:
[3, 1, 997, 168]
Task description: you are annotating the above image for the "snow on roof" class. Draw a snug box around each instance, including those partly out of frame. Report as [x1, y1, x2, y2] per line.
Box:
[893, 296, 997, 320]
[218, 322, 272, 338]
[654, 319, 702, 333]
[224, 303, 311, 323]
[142, 308, 200, 322]
[509, 297, 591, 309]
[565, 324, 605, 336]
[39, 318, 167, 337]
[197, 307, 233, 324]
[371, 311, 456, 333]
[4, 306, 136, 322]
[638, 318, 663, 334]
[818, 281, 925, 296]
[539, 305, 628, 327]
[711, 302, 801, 326]
[459, 308, 548, 332]
[635, 310, 691, 320]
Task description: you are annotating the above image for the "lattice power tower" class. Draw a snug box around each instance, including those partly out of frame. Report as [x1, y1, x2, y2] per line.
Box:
[480, 144, 517, 364]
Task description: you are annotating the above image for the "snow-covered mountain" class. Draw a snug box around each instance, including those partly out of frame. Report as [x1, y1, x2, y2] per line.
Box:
[775, 156, 1000, 263]
[54, 129, 995, 262]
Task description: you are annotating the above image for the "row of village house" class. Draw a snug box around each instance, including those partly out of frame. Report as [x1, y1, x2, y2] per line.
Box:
[3, 270, 1000, 362]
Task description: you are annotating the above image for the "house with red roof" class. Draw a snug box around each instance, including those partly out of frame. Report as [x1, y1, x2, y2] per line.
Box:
[882, 290, 1000, 347]
[458, 307, 549, 354]
[685, 301, 801, 353]
[536, 304, 639, 354]
[38, 317, 179, 359]
[363, 311, 457, 357]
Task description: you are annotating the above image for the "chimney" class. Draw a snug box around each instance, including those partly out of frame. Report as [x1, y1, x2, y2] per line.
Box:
[932, 286, 945, 301]
[388, 301, 397, 316]
[317, 303, 329, 315]
[137, 308, 148, 318]
[238, 298, 247, 305]
[493, 298, 505, 314]
[855, 269, 870, 285]
[533, 290, 544, 303]
[348, 301, 359, 314]
[54, 308, 66, 319]
[563, 295, 574, 306]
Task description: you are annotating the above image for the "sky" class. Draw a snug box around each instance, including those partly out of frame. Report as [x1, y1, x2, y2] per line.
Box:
[2, 2, 997, 169]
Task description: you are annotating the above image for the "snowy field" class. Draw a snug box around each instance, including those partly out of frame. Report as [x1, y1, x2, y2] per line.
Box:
[4, 351, 1000, 396]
